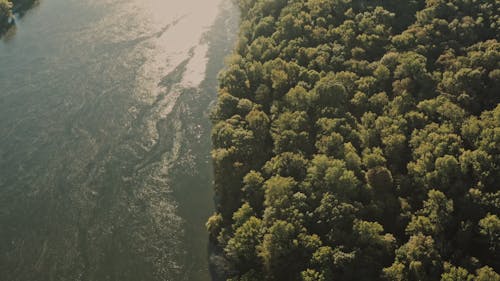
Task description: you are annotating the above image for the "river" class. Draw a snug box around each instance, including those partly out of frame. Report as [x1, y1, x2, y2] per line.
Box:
[0, 0, 238, 280]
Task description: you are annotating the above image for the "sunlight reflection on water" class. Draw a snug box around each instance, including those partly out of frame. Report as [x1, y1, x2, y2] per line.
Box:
[0, 0, 231, 280]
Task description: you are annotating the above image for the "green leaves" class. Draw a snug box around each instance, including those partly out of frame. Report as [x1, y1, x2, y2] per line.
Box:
[259, 220, 298, 278]
[384, 234, 441, 281]
[226, 216, 263, 268]
[209, 0, 500, 279]
[0, 0, 12, 28]
[479, 214, 500, 252]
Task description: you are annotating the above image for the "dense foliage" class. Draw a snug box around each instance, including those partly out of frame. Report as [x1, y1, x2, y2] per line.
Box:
[208, 0, 500, 280]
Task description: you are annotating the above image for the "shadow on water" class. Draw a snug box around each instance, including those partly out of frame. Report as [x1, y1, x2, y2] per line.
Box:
[12, 0, 39, 16]
[164, 2, 240, 281]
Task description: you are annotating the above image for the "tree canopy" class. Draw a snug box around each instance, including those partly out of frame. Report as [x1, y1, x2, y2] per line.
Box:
[209, 0, 500, 280]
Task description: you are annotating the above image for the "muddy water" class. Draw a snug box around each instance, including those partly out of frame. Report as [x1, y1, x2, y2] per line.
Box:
[0, 0, 238, 280]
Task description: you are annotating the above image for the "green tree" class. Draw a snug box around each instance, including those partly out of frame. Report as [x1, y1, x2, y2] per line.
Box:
[209, 0, 500, 279]
[258, 220, 299, 279]
[384, 234, 442, 281]
[441, 263, 474, 281]
[0, 0, 11, 28]
[225, 216, 263, 272]
[479, 214, 500, 252]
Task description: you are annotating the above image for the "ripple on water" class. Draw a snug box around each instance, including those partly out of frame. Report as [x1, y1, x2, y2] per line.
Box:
[0, 0, 229, 280]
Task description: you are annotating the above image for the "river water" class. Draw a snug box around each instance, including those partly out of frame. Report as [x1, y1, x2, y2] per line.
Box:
[0, 1, 238, 280]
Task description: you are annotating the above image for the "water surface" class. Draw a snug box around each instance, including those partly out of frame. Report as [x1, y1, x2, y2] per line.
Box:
[0, 0, 238, 280]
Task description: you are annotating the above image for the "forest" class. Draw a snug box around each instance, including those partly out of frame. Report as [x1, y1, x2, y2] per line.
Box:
[207, 0, 500, 280]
